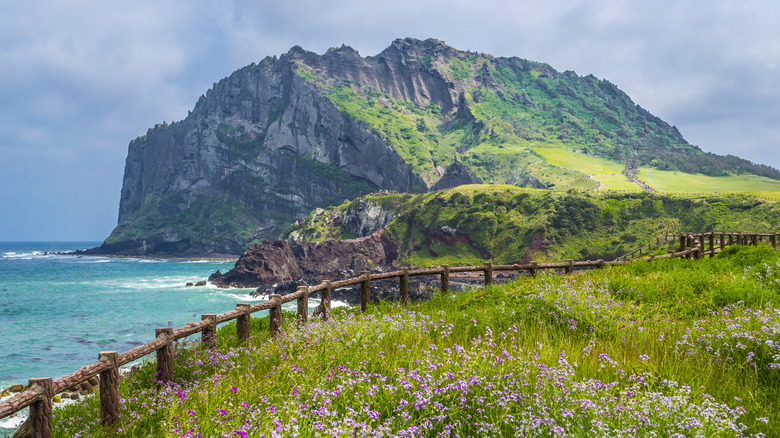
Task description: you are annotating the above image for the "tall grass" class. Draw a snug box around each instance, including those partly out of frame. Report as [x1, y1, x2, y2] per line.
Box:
[51, 245, 780, 437]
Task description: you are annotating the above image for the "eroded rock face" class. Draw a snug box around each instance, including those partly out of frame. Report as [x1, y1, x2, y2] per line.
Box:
[521, 175, 548, 190]
[340, 199, 397, 237]
[431, 158, 483, 191]
[107, 40, 455, 255]
[209, 232, 397, 288]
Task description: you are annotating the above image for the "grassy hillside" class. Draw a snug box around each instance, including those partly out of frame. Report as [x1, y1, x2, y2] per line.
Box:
[297, 40, 779, 188]
[284, 185, 780, 267]
[636, 167, 780, 193]
[531, 146, 641, 191]
[51, 245, 780, 437]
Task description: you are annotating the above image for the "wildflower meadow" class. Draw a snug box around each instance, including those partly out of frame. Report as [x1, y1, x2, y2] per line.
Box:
[50, 245, 780, 437]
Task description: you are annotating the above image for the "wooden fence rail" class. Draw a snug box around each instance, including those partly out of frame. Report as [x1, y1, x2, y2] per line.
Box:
[2, 230, 777, 437]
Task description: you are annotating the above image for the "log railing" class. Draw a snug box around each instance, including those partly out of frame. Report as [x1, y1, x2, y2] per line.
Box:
[1, 231, 777, 437]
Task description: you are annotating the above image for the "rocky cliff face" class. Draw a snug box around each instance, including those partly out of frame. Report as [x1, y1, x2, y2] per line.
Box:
[100, 42, 454, 255]
[98, 37, 706, 256]
[208, 232, 396, 288]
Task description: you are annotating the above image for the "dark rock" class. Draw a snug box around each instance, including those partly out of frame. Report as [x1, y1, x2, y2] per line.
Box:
[194, 281, 207, 287]
[210, 232, 397, 288]
[185, 282, 194, 287]
[431, 156, 483, 191]
[521, 175, 548, 190]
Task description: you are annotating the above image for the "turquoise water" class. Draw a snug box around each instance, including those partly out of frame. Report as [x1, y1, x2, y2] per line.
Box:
[0, 242, 280, 433]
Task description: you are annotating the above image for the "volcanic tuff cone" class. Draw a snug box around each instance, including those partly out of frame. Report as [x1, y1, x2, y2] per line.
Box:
[95, 38, 777, 256]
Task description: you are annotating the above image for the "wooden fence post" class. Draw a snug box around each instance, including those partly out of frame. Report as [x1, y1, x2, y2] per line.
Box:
[484, 261, 493, 286]
[269, 294, 282, 336]
[155, 328, 173, 384]
[440, 265, 450, 294]
[236, 303, 252, 340]
[360, 271, 370, 312]
[772, 234, 777, 248]
[27, 377, 53, 438]
[296, 286, 309, 326]
[565, 259, 573, 274]
[752, 234, 758, 246]
[679, 233, 686, 251]
[529, 261, 538, 277]
[98, 351, 119, 426]
[400, 268, 409, 306]
[720, 232, 726, 251]
[321, 280, 332, 321]
[729, 233, 734, 245]
[708, 233, 715, 258]
[201, 314, 217, 348]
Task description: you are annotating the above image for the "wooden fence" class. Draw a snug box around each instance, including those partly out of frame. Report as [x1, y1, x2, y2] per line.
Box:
[1, 231, 777, 437]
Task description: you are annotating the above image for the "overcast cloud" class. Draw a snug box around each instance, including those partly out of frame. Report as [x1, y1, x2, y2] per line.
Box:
[1, 0, 779, 240]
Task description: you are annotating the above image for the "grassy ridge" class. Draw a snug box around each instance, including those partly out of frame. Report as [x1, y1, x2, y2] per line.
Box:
[284, 186, 780, 267]
[296, 41, 778, 189]
[532, 146, 641, 191]
[636, 167, 780, 193]
[51, 245, 780, 436]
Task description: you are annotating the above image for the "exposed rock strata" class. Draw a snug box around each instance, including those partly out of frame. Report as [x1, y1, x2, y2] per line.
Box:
[209, 232, 397, 288]
[431, 158, 483, 191]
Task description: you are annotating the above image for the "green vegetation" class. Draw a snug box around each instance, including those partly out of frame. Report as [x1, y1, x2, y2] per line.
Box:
[637, 167, 780, 193]
[532, 146, 642, 191]
[51, 245, 780, 436]
[285, 185, 780, 266]
[295, 46, 778, 190]
[105, 194, 259, 249]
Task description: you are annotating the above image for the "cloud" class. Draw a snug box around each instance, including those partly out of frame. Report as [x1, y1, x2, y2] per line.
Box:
[1, 0, 779, 240]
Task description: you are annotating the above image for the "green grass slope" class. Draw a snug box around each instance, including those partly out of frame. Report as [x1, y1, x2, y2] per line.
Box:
[296, 40, 780, 188]
[284, 185, 780, 267]
[51, 245, 780, 437]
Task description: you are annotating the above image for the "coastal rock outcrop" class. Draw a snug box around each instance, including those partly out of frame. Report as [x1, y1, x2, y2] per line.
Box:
[208, 232, 397, 288]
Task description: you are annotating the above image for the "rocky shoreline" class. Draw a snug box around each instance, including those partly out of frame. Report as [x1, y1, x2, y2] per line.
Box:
[208, 232, 397, 288]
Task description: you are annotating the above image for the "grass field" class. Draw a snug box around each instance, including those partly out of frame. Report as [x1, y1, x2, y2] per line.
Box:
[532, 147, 642, 191]
[49, 245, 780, 437]
[637, 167, 780, 193]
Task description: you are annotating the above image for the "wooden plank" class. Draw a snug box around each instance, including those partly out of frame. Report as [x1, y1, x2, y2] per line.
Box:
[296, 286, 308, 326]
[440, 265, 450, 294]
[360, 271, 370, 312]
[236, 304, 252, 341]
[320, 280, 332, 321]
[484, 262, 493, 286]
[172, 319, 210, 341]
[400, 268, 409, 306]
[28, 377, 53, 438]
[116, 337, 167, 368]
[0, 386, 42, 420]
[269, 294, 282, 336]
[201, 314, 217, 348]
[155, 328, 173, 384]
[98, 351, 119, 426]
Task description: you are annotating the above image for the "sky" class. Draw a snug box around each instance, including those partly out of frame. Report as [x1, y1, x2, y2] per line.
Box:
[1, 0, 779, 241]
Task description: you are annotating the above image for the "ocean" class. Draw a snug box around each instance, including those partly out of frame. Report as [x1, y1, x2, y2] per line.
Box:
[0, 242, 310, 434]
